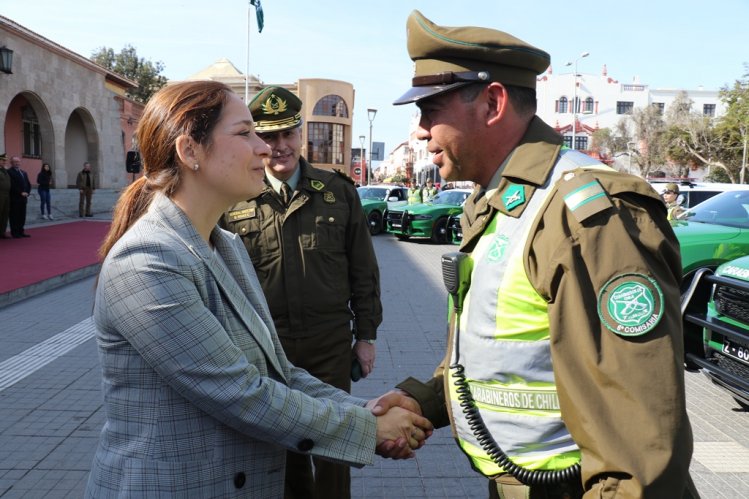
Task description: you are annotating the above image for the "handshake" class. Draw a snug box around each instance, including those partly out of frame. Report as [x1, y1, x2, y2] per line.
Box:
[366, 390, 433, 459]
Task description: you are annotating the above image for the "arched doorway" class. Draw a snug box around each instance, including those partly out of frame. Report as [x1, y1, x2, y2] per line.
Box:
[64, 108, 99, 187]
[3, 92, 54, 183]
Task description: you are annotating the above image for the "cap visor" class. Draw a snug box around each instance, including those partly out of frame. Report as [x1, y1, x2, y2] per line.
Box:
[393, 81, 472, 106]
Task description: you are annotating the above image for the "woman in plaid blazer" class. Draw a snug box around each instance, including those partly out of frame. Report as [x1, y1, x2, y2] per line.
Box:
[85, 81, 431, 498]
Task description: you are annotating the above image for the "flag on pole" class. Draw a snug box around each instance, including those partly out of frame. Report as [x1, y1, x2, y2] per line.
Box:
[250, 0, 264, 33]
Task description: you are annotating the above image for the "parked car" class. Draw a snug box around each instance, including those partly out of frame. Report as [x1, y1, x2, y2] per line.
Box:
[447, 213, 463, 245]
[672, 189, 749, 367]
[356, 185, 408, 235]
[647, 178, 746, 209]
[385, 189, 472, 243]
[672, 189, 749, 293]
[681, 256, 749, 409]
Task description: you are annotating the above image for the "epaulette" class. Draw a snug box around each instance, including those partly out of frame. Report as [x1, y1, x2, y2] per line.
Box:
[333, 168, 355, 185]
[556, 169, 613, 223]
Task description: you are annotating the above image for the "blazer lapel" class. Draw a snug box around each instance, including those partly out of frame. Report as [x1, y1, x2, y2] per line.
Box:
[150, 195, 287, 381]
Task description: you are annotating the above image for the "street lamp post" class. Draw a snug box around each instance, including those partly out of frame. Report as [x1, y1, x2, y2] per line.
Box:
[367, 108, 377, 186]
[565, 52, 589, 150]
[358, 135, 366, 185]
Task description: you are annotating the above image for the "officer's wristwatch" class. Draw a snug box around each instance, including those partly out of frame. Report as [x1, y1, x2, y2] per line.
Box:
[358, 339, 376, 344]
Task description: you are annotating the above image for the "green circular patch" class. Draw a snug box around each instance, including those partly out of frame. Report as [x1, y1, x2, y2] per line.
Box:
[597, 273, 664, 337]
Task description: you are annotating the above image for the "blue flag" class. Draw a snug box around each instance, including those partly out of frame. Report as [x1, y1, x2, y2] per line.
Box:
[250, 0, 264, 33]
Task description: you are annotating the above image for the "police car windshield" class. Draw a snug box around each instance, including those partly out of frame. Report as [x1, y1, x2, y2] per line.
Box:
[433, 190, 469, 206]
[357, 187, 388, 200]
[683, 190, 749, 228]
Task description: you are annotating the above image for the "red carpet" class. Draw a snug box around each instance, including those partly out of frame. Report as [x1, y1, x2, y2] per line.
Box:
[0, 221, 110, 294]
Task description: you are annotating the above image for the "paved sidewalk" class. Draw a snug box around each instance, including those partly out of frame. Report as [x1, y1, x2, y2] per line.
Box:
[0, 234, 747, 497]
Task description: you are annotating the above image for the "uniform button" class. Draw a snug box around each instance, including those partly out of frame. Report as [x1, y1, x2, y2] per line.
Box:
[233, 472, 246, 489]
[297, 438, 314, 452]
[328, 217, 335, 222]
[240, 227, 247, 234]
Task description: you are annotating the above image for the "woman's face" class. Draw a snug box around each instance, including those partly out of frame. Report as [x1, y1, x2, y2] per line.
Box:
[43, 164, 50, 171]
[198, 93, 271, 203]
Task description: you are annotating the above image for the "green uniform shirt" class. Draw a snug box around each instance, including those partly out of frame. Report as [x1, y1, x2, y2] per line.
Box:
[221, 158, 382, 341]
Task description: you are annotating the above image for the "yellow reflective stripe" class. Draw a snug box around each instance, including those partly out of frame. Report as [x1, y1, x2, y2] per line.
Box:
[468, 381, 561, 415]
[459, 439, 581, 475]
[563, 180, 605, 212]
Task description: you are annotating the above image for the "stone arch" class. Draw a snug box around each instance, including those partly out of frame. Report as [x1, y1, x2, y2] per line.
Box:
[3, 91, 54, 182]
[64, 107, 99, 187]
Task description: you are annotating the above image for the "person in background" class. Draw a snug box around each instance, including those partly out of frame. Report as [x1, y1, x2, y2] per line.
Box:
[422, 178, 438, 203]
[76, 161, 95, 217]
[222, 86, 382, 499]
[388, 10, 698, 498]
[662, 182, 686, 220]
[85, 80, 431, 499]
[0, 153, 10, 238]
[37, 162, 54, 220]
[8, 156, 31, 238]
[408, 179, 423, 204]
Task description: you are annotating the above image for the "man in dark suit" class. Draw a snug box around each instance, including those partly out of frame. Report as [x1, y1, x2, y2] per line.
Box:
[8, 156, 31, 238]
[0, 153, 10, 238]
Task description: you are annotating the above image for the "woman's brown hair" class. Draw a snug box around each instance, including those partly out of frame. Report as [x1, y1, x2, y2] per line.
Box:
[99, 80, 233, 259]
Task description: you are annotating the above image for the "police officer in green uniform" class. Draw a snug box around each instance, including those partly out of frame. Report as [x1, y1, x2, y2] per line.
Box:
[386, 11, 698, 499]
[422, 178, 438, 203]
[0, 153, 10, 238]
[662, 182, 686, 220]
[221, 86, 382, 499]
[408, 181, 423, 204]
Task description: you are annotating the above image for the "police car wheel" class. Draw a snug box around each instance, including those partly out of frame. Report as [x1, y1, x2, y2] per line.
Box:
[430, 217, 448, 244]
[367, 211, 383, 236]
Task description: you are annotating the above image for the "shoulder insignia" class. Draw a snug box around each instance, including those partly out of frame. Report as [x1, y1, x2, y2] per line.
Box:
[501, 184, 526, 211]
[333, 168, 356, 185]
[310, 179, 325, 191]
[323, 191, 336, 203]
[226, 207, 256, 222]
[598, 273, 664, 337]
[558, 171, 613, 222]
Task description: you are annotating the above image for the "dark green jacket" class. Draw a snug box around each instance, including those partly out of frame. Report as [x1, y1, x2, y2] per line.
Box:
[221, 158, 382, 341]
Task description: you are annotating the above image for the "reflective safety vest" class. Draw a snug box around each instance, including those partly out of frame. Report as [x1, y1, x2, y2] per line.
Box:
[408, 187, 423, 204]
[423, 186, 438, 203]
[448, 150, 607, 477]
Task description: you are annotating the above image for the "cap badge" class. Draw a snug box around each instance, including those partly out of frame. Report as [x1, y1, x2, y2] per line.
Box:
[502, 184, 525, 211]
[261, 94, 288, 116]
[310, 180, 325, 191]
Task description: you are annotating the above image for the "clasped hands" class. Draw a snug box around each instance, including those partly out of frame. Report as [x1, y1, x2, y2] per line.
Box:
[366, 390, 433, 459]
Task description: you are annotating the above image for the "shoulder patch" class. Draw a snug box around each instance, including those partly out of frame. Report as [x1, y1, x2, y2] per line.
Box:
[557, 171, 613, 222]
[598, 273, 664, 337]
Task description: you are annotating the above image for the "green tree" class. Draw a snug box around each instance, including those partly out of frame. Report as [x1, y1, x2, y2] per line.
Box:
[716, 64, 749, 183]
[630, 104, 666, 177]
[91, 45, 167, 103]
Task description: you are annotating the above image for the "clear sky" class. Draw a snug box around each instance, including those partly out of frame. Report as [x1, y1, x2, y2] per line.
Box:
[3, 0, 748, 162]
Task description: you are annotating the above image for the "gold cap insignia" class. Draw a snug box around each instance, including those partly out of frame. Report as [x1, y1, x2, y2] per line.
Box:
[261, 94, 288, 116]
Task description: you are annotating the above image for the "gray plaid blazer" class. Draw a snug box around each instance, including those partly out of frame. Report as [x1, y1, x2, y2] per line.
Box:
[85, 193, 376, 498]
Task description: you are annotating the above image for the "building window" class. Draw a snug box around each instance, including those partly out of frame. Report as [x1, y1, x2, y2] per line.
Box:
[653, 102, 665, 115]
[557, 96, 568, 114]
[583, 97, 594, 114]
[575, 136, 588, 151]
[307, 122, 344, 165]
[563, 136, 572, 148]
[616, 101, 634, 115]
[22, 106, 42, 158]
[312, 95, 349, 118]
[703, 104, 716, 117]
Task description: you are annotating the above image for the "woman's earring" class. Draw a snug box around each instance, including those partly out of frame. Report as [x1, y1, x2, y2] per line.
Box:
[193, 163, 200, 171]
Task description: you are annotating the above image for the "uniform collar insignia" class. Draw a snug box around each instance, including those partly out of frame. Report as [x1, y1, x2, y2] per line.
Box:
[310, 179, 325, 191]
[502, 184, 525, 211]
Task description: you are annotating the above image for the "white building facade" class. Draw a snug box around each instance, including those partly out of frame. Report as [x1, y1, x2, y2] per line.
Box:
[536, 64, 725, 152]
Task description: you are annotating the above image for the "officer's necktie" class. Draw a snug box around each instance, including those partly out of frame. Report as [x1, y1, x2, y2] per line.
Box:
[281, 182, 292, 206]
